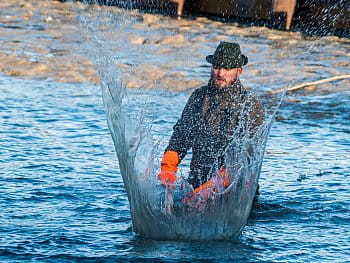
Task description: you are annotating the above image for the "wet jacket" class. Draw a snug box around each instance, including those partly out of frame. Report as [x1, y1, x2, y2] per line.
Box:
[165, 81, 264, 189]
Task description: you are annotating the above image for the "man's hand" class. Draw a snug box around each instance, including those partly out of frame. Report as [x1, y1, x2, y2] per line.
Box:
[158, 171, 177, 189]
[158, 150, 180, 189]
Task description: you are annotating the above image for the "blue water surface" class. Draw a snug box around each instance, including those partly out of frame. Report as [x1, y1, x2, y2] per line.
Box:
[0, 75, 349, 262]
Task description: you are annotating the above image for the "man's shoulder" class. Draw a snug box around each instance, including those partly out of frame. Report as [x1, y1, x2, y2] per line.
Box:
[243, 90, 260, 103]
[192, 85, 209, 93]
[240, 88, 263, 107]
[190, 85, 209, 98]
[244, 91, 264, 115]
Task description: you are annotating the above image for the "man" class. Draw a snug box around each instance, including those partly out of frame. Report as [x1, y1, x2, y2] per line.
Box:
[158, 42, 264, 194]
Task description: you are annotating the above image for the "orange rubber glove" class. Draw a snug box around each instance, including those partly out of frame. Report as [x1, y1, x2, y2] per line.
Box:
[194, 166, 229, 193]
[158, 150, 180, 188]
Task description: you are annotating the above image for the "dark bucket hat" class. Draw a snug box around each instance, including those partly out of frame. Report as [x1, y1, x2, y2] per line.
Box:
[206, 42, 248, 68]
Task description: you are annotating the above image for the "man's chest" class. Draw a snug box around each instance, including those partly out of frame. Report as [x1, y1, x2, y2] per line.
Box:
[199, 94, 241, 136]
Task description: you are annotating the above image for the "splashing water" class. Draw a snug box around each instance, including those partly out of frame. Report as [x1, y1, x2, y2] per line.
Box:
[76, 2, 279, 241]
[101, 75, 275, 241]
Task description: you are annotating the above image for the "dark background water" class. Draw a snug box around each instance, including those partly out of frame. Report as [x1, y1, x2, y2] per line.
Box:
[1, 75, 349, 262]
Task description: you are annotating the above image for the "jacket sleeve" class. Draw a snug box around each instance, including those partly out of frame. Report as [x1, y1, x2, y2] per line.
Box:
[240, 96, 264, 164]
[235, 94, 264, 140]
[248, 98, 264, 138]
[165, 88, 203, 161]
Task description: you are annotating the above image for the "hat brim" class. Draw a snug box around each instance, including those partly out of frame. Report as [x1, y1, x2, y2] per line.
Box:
[206, 54, 248, 68]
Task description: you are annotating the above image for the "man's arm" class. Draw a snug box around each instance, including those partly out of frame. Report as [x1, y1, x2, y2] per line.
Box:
[158, 88, 203, 187]
[244, 97, 264, 165]
[166, 99, 197, 159]
[248, 97, 264, 138]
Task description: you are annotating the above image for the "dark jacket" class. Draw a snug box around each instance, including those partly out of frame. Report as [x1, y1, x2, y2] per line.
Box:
[166, 81, 264, 189]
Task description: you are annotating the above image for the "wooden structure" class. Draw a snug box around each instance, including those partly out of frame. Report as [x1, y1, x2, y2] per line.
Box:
[273, 0, 296, 30]
[194, 0, 296, 30]
[170, 0, 185, 16]
[297, 0, 350, 31]
[90, 0, 348, 32]
[134, 0, 296, 28]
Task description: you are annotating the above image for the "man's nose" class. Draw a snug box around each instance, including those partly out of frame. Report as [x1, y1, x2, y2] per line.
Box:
[217, 68, 224, 76]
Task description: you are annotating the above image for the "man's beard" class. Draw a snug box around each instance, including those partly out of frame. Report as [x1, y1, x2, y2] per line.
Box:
[209, 76, 238, 89]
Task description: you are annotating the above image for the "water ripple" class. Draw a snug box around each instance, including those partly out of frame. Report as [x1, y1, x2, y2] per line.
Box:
[0, 76, 349, 261]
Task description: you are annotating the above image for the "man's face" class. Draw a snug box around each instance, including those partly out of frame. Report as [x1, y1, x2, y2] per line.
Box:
[210, 66, 243, 89]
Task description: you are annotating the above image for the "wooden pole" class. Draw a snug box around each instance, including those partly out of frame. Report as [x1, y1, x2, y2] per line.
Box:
[170, 0, 185, 16]
[273, 0, 297, 30]
[271, 74, 350, 94]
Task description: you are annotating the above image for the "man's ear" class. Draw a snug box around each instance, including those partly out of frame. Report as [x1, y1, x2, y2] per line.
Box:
[235, 67, 243, 79]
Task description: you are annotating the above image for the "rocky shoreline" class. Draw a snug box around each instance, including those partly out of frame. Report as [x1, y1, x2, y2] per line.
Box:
[1, 0, 349, 93]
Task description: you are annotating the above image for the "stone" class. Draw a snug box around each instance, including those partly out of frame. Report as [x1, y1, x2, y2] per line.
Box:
[143, 14, 160, 25]
[5, 69, 21, 76]
[127, 81, 141, 89]
[129, 36, 146, 45]
[156, 34, 186, 45]
[44, 16, 54, 23]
